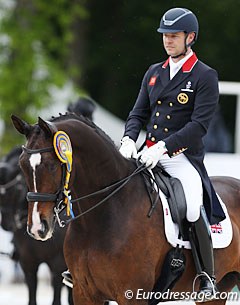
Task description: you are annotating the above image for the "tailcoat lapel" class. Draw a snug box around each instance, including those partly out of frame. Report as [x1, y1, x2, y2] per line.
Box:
[157, 53, 198, 98]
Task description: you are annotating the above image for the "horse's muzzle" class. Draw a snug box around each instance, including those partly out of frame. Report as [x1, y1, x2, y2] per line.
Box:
[27, 219, 52, 241]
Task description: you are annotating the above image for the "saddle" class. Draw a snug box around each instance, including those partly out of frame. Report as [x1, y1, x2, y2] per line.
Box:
[139, 162, 188, 304]
[141, 162, 188, 240]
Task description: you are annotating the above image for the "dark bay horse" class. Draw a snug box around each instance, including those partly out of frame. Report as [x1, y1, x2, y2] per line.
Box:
[11, 113, 240, 305]
[0, 146, 73, 305]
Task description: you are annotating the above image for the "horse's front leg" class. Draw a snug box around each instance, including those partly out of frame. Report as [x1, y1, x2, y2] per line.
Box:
[67, 287, 74, 305]
[22, 267, 38, 305]
[51, 271, 63, 305]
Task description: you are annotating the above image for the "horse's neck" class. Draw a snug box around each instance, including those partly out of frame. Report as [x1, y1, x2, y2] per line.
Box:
[70, 156, 136, 231]
[73, 136, 130, 187]
[66, 124, 137, 229]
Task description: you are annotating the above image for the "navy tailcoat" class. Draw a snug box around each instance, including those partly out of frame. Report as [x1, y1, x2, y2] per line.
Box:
[124, 53, 225, 225]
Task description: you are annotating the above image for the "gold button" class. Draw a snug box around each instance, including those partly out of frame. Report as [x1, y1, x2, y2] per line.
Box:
[169, 102, 173, 107]
[153, 124, 158, 129]
[164, 128, 168, 132]
[156, 112, 160, 117]
[157, 100, 162, 105]
[151, 137, 156, 142]
[166, 115, 171, 119]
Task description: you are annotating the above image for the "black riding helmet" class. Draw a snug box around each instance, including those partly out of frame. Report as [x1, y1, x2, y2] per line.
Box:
[157, 8, 199, 58]
[157, 8, 199, 46]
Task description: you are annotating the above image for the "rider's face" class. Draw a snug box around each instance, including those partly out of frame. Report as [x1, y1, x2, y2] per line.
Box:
[162, 31, 195, 60]
[163, 32, 186, 58]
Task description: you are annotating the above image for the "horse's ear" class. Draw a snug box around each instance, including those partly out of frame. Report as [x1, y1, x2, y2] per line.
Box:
[38, 117, 57, 137]
[11, 114, 32, 137]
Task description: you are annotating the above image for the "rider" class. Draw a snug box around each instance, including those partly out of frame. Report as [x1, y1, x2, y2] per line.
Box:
[119, 7, 225, 301]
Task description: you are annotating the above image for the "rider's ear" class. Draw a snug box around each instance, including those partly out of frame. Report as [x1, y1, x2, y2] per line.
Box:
[11, 114, 32, 137]
[38, 117, 57, 137]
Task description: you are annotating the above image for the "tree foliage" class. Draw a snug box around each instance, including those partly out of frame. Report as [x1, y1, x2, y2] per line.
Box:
[0, 0, 88, 153]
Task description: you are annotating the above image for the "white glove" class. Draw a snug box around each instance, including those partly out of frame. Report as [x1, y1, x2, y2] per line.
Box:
[140, 141, 167, 169]
[119, 136, 137, 159]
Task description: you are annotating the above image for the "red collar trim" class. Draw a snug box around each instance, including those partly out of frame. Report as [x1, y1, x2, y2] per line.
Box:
[162, 57, 170, 69]
[162, 53, 198, 72]
[182, 53, 198, 72]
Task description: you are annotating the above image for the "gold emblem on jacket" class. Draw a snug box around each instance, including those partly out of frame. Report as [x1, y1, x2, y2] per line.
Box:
[177, 93, 189, 104]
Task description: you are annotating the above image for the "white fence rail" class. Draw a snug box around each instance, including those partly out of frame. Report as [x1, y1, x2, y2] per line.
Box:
[219, 81, 240, 153]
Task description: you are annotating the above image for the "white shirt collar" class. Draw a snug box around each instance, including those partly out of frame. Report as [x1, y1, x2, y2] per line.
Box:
[169, 50, 193, 80]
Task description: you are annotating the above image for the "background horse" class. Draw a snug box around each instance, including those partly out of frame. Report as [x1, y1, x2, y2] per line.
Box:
[0, 146, 73, 305]
[12, 113, 240, 305]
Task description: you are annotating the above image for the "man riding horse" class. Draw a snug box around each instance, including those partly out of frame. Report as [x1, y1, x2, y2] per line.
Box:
[119, 7, 226, 301]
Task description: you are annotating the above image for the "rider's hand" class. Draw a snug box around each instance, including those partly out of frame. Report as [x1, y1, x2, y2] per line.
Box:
[119, 136, 137, 159]
[140, 141, 167, 169]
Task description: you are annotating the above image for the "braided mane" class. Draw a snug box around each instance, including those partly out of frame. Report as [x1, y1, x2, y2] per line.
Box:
[50, 112, 117, 149]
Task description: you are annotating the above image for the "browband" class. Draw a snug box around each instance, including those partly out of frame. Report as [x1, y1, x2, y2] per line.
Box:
[22, 145, 54, 154]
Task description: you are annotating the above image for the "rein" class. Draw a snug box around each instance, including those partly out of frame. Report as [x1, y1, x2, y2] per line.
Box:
[65, 163, 147, 224]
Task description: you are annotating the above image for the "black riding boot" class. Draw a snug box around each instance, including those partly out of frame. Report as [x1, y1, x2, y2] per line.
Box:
[189, 206, 218, 302]
[62, 270, 73, 288]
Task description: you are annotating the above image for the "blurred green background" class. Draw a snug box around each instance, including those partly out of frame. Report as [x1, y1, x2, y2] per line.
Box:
[0, 0, 239, 154]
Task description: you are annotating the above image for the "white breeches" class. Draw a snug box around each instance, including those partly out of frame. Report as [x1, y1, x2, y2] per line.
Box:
[159, 153, 203, 222]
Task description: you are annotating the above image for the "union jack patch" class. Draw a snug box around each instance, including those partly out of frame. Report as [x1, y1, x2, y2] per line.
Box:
[210, 223, 223, 234]
[149, 76, 157, 86]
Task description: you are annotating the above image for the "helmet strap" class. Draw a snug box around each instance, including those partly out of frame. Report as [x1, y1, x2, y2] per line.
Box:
[171, 33, 192, 59]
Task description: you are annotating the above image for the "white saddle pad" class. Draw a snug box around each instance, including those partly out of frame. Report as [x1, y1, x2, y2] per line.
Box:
[159, 190, 233, 249]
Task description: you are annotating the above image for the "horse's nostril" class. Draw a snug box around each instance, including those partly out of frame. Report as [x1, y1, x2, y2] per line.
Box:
[27, 224, 36, 239]
[37, 220, 48, 238]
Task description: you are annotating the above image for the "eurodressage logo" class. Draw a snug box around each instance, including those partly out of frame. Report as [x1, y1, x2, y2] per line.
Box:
[177, 93, 189, 104]
[124, 288, 240, 302]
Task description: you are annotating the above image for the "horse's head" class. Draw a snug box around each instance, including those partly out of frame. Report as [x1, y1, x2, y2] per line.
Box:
[11, 115, 63, 241]
[12, 113, 132, 241]
[0, 147, 27, 231]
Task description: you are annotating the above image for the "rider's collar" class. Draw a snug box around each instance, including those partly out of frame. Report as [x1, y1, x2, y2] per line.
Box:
[162, 52, 198, 73]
